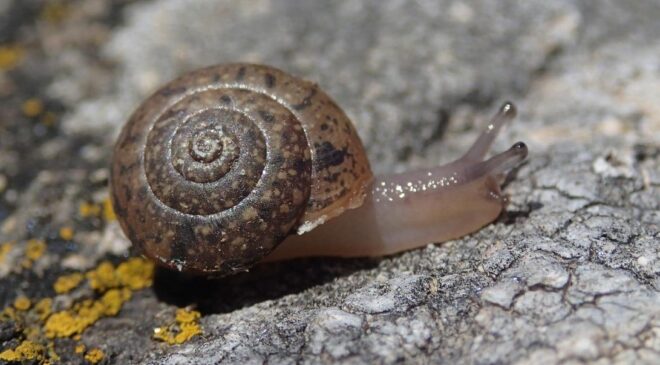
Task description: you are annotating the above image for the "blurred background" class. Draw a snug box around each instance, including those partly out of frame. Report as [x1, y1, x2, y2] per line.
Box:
[0, 1, 658, 364]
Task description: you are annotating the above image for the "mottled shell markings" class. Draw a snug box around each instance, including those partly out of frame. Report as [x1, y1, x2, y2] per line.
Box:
[110, 64, 373, 274]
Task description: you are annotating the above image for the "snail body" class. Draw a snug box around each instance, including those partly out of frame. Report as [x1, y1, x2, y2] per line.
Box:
[111, 63, 527, 275]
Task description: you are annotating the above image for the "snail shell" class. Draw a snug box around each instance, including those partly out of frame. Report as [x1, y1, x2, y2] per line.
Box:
[110, 64, 373, 274]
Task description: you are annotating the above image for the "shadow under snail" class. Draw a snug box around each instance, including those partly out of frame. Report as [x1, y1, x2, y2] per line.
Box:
[110, 63, 528, 275]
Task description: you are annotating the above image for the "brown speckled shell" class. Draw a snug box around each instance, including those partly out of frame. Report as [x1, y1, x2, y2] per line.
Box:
[110, 64, 373, 274]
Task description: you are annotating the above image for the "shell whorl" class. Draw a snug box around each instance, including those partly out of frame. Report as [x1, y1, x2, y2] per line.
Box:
[111, 64, 373, 274]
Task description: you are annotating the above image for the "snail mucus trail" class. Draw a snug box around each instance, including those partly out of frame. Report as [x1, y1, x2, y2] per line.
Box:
[110, 64, 528, 275]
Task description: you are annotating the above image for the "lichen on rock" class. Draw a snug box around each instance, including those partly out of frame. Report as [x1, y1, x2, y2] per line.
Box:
[0, 0, 658, 364]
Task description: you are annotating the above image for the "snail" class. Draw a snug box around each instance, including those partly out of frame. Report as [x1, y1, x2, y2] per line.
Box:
[110, 63, 528, 275]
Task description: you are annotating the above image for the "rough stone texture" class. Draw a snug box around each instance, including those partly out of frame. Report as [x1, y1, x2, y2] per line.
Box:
[1, 0, 659, 364]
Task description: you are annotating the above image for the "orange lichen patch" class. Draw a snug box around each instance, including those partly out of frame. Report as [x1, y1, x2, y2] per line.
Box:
[47, 341, 61, 363]
[43, 311, 82, 338]
[0, 44, 24, 71]
[40, 111, 58, 126]
[100, 288, 131, 315]
[0, 257, 156, 362]
[86, 261, 117, 291]
[102, 197, 116, 221]
[75, 343, 86, 354]
[175, 308, 200, 324]
[59, 226, 75, 241]
[0, 241, 14, 262]
[116, 257, 154, 290]
[2, 305, 17, 321]
[79, 197, 117, 221]
[22, 98, 44, 117]
[25, 239, 46, 261]
[44, 258, 154, 339]
[0, 340, 45, 362]
[21, 239, 47, 269]
[152, 327, 172, 344]
[34, 298, 53, 321]
[1, 298, 50, 347]
[87, 258, 154, 292]
[44, 288, 132, 338]
[153, 308, 203, 345]
[40, 2, 71, 24]
[54, 272, 84, 294]
[79, 202, 102, 218]
[42, 259, 152, 337]
[84, 348, 105, 364]
[14, 296, 32, 311]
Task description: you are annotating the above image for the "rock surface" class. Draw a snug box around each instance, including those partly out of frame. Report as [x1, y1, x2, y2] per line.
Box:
[0, 0, 659, 364]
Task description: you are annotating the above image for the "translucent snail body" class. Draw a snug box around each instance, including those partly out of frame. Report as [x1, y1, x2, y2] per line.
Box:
[269, 104, 526, 260]
[110, 63, 527, 275]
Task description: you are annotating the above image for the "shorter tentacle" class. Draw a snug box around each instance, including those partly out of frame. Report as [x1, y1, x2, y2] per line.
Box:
[456, 141, 528, 182]
[460, 101, 517, 163]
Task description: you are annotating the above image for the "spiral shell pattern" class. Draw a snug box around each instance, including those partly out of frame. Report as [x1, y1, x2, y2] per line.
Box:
[111, 64, 372, 274]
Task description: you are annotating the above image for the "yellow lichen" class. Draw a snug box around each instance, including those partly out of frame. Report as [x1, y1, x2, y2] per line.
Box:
[116, 257, 155, 290]
[45, 259, 153, 339]
[44, 288, 131, 339]
[47, 341, 60, 363]
[0, 257, 156, 362]
[74, 343, 85, 354]
[84, 348, 105, 364]
[44, 311, 82, 338]
[176, 321, 202, 343]
[22, 239, 47, 268]
[40, 2, 70, 24]
[54, 272, 84, 294]
[25, 239, 46, 261]
[175, 308, 200, 324]
[22, 98, 44, 117]
[154, 309, 202, 345]
[79, 202, 101, 218]
[102, 197, 116, 221]
[153, 322, 202, 345]
[2, 305, 17, 321]
[86, 261, 119, 291]
[152, 326, 170, 342]
[0, 44, 24, 71]
[34, 298, 53, 321]
[100, 288, 132, 316]
[59, 226, 74, 241]
[14, 296, 31, 311]
[40, 111, 57, 126]
[79, 198, 117, 221]
[87, 258, 154, 292]
[0, 241, 13, 262]
[23, 322, 42, 341]
[0, 340, 44, 362]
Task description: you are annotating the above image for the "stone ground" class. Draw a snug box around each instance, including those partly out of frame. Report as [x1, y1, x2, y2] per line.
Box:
[0, 0, 659, 364]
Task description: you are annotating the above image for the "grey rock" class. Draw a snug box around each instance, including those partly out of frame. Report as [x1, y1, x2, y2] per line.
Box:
[59, 0, 581, 172]
[343, 275, 431, 314]
[306, 308, 363, 359]
[513, 290, 571, 325]
[514, 252, 571, 289]
[2, 0, 660, 364]
[567, 263, 641, 303]
[481, 279, 524, 309]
